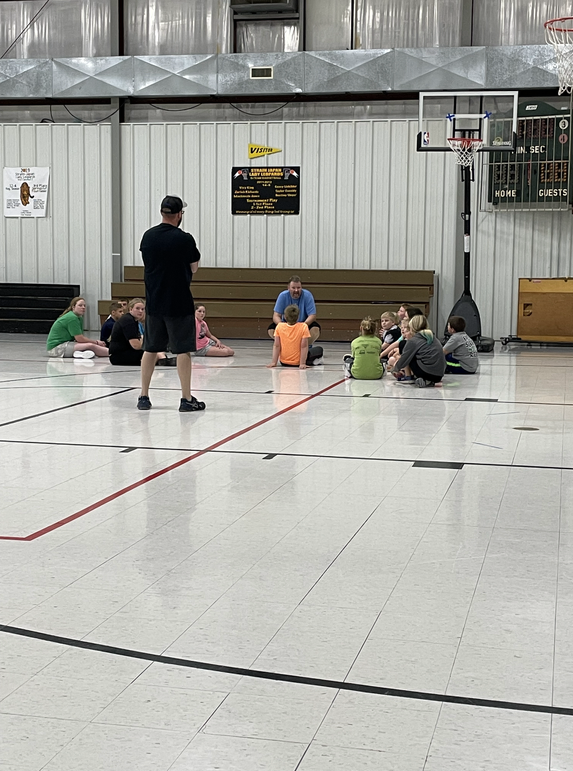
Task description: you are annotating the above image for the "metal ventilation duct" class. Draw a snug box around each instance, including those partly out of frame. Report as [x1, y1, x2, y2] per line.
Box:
[230, 0, 298, 12]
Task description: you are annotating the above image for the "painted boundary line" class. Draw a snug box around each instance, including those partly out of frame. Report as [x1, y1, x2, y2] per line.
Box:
[0, 378, 345, 542]
[0, 388, 135, 428]
[0, 439, 569, 473]
[0, 623, 571, 716]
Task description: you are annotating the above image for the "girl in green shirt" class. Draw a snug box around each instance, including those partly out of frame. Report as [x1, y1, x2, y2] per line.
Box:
[46, 297, 109, 359]
[343, 317, 384, 380]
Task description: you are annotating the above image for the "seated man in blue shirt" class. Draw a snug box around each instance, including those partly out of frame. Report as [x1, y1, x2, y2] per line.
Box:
[268, 275, 321, 344]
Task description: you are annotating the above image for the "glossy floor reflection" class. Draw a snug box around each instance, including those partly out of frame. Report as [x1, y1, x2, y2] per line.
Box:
[0, 335, 571, 770]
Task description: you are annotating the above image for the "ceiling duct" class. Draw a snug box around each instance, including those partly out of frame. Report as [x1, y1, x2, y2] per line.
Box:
[230, 0, 298, 14]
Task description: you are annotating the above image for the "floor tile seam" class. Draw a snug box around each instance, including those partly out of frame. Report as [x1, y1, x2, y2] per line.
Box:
[343, 491, 445, 692]
[549, 474, 564, 763]
[439, 467, 512, 706]
[246, 494, 389, 675]
[0, 378, 346, 541]
[2, 624, 571, 716]
[143, 475, 328, 663]
[0, 388, 136, 429]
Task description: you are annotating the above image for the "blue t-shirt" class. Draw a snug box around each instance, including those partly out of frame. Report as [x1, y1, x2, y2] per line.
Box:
[274, 289, 316, 322]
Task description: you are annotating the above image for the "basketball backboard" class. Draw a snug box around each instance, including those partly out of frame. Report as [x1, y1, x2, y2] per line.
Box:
[417, 91, 519, 154]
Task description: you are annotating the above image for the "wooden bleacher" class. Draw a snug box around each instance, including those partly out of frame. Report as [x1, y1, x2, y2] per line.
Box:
[99, 267, 434, 342]
[0, 283, 80, 334]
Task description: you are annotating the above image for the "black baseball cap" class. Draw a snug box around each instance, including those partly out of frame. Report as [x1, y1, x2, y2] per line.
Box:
[160, 196, 187, 214]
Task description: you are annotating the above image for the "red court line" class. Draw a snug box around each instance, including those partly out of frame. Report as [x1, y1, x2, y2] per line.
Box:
[0, 378, 345, 542]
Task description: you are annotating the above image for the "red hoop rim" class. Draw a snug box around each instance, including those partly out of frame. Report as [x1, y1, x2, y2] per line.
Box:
[545, 16, 573, 33]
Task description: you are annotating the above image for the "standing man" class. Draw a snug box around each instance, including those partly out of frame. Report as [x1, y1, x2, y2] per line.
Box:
[138, 195, 205, 412]
[268, 275, 321, 344]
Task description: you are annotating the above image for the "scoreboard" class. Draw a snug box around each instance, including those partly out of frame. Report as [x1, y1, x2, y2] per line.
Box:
[487, 100, 572, 210]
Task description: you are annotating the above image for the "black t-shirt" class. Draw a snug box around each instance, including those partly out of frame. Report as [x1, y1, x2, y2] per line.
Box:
[109, 312, 140, 355]
[140, 223, 200, 316]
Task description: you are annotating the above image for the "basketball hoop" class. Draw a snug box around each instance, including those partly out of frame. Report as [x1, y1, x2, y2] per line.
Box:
[447, 137, 483, 167]
[545, 17, 573, 95]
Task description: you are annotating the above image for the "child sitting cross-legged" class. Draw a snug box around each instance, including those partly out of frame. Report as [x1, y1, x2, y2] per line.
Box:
[343, 316, 384, 379]
[443, 315, 479, 374]
[391, 314, 446, 388]
[267, 304, 324, 369]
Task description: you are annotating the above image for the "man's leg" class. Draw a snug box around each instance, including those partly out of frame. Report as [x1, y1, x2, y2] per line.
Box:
[141, 352, 158, 396]
[309, 323, 321, 344]
[176, 352, 192, 401]
[267, 322, 277, 340]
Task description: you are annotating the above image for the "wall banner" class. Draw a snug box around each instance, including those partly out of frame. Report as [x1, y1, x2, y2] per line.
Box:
[3, 167, 50, 218]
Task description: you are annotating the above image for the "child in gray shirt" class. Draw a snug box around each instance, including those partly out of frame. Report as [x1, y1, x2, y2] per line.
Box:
[443, 316, 479, 374]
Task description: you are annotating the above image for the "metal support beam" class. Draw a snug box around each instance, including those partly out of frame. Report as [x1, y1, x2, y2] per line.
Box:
[109, 0, 122, 283]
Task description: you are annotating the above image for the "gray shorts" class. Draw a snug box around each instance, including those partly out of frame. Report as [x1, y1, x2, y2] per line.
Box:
[193, 340, 216, 357]
[143, 314, 196, 354]
[47, 341, 75, 358]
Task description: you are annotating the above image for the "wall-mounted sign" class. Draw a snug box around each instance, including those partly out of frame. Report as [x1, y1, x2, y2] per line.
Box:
[232, 167, 300, 215]
[248, 144, 282, 159]
[3, 167, 50, 218]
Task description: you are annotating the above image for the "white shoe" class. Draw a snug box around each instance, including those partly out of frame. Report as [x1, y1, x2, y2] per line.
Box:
[312, 357, 324, 366]
[73, 350, 95, 359]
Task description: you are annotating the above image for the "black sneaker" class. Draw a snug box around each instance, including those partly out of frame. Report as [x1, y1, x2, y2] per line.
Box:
[137, 395, 152, 410]
[179, 396, 206, 412]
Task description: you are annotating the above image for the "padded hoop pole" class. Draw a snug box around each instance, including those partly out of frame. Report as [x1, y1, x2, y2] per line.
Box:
[462, 166, 472, 296]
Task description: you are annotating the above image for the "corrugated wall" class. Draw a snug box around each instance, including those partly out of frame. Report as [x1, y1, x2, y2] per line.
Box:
[121, 120, 458, 330]
[0, 124, 112, 330]
[474, 204, 573, 339]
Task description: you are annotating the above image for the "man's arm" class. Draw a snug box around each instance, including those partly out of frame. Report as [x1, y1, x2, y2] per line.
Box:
[303, 291, 317, 326]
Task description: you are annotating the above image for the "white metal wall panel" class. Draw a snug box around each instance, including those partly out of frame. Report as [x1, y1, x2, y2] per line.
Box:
[121, 119, 457, 327]
[474, 206, 573, 339]
[0, 124, 111, 329]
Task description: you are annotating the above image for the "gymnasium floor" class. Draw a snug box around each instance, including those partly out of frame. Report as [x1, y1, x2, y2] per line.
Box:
[0, 334, 571, 771]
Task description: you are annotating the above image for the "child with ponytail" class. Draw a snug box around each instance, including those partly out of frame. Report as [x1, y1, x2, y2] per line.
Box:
[343, 317, 384, 380]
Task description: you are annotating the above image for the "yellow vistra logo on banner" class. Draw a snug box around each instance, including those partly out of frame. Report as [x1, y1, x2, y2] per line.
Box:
[248, 144, 282, 159]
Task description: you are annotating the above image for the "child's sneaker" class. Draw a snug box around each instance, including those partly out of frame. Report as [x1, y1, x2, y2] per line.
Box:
[312, 357, 324, 366]
[73, 350, 95, 359]
[343, 355, 353, 379]
[137, 395, 152, 410]
[415, 378, 435, 388]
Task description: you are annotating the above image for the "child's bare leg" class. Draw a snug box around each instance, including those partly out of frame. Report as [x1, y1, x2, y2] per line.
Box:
[205, 345, 234, 357]
[74, 342, 109, 357]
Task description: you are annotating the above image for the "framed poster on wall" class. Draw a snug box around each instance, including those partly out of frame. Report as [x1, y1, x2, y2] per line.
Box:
[3, 167, 50, 217]
[232, 167, 300, 215]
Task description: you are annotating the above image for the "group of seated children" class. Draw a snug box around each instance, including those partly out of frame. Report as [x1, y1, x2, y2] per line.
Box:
[345, 304, 478, 388]
[101, 301, 235, 365]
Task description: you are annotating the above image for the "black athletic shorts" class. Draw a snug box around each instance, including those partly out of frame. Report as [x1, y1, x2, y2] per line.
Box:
[268, 320, 321, 332]
[143, 314, 196, 354]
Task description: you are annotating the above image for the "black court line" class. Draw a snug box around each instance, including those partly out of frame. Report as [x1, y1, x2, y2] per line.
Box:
[0, 388, 135, 428]
[0, 624, 570, 716]
[120, 447, 137, 454]
[413, 460, 464, 470]
[465, 397, 499, 403]
[0, 438, 568, 473]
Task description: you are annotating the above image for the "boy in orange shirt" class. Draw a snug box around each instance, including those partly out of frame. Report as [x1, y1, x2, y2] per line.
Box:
[267, 305, 324, 369]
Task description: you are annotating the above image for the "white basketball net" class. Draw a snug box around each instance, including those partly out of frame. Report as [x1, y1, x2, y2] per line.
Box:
[447, 137, 483, 167]
[545, 17, 573, 95]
